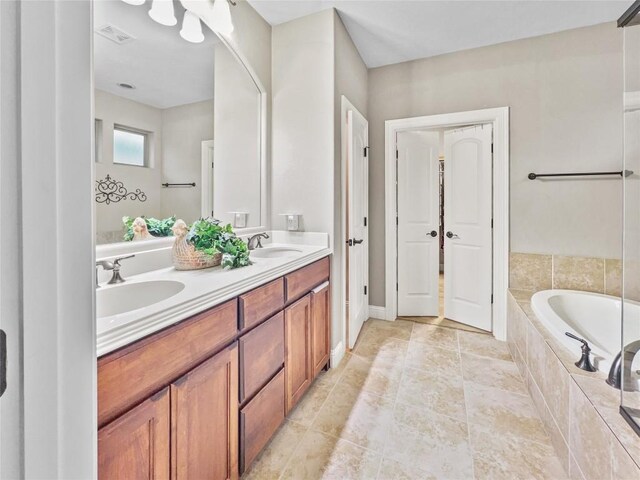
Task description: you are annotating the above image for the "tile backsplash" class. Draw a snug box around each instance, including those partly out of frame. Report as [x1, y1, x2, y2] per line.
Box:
[510, 252, 621, 296]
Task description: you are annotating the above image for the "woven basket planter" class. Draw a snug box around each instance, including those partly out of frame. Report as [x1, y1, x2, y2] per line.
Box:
[171, 219, 222, 271]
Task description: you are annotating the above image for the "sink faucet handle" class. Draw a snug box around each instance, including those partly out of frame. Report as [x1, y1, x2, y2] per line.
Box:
[113, 254, 135, 267]
[108, 255, 135, 285]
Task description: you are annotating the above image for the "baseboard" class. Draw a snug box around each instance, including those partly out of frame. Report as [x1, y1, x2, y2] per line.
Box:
[330, 341, 345, 368]
[368, 305, 388, 321]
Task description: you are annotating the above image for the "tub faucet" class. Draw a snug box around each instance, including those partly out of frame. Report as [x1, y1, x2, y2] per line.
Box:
[565, 332, 597, 372]
[606, 339, 640, 389]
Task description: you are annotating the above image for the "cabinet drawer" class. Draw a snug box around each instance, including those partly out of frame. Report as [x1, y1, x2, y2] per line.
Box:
[240, 369, 285, 474]
[239, 278, 284, 331]
[239, 312, 284, 403]
[284, 257, 330, 303]
[98, 299, 238, 427]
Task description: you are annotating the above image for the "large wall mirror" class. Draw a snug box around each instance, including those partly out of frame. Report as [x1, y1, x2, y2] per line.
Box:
[94, 0, 264, 245]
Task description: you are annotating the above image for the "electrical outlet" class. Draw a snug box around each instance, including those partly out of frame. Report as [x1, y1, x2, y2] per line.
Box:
[234, 213, 247, 228]
[286, 214, 299, 231]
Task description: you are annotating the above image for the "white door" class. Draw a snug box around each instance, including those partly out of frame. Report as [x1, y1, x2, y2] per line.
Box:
[444, 124, 493, 331]
[347, 109, 369, 348]
[397, 131, 441, 316]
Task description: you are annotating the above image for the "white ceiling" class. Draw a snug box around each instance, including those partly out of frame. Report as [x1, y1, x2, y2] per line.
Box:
[248, 0, 630, 68]
[94, 0, 218, 109]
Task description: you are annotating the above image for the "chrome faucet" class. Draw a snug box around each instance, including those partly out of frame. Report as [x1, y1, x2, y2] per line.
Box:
[95, 255, 135, 287]
[247, 233, 269, 250]
[606, 339, 640, 389]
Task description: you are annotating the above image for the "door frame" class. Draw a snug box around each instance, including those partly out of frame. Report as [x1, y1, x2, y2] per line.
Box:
[200, 139, 215, 218]
[384, 107, 510, 341]
[341, 96, 368, 352]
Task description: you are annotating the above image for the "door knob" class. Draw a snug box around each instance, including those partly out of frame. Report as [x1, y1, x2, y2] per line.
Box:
[428, 230, 437, 237]
[346, 238, 364, 246]
[446, 231, 459, 239]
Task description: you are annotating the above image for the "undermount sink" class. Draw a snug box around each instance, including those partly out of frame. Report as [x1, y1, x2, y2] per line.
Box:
[97, 280, 185, 318]
[250, 247, 303, 259]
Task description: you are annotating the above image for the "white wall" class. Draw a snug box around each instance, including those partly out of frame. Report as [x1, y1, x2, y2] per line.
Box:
[213, 43, 261, 226]
[272, 9, 368, 357]
[333, 11, 368, 350]
[367, 22, 623, 307]
[0, 1, 23, 477]
[161, 99, 213, 223]
[271, 10, 335, 234]
[19, 1, 95, 477]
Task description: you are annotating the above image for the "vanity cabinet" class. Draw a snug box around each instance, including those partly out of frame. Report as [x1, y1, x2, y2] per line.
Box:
[284, 295, 313, 413]
[98, 387, 170, 479]
[98, 256, 330, 479]
[311, 281, 331, 377]
[99, 342, 239, 480]
[171, 343, 238, 480]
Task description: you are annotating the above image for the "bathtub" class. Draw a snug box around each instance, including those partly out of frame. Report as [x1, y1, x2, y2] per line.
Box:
[530, 290, 640, 373]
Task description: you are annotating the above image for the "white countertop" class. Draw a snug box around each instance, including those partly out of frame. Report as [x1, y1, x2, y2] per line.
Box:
[97, 232, 331, 356]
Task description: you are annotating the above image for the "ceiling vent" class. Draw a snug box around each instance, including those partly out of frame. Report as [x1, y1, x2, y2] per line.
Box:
[95, 24, 136, 45]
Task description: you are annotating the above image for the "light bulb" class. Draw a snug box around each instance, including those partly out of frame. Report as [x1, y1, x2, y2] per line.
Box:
[211, 0, 233, 35]
[180, 10, 204, 43]
[148, 0, 177, 26]
[122, 0, 146, 5]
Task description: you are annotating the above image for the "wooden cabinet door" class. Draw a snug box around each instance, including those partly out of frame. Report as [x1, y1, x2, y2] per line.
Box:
[98, 387, 170, 480]
[310, 281, 330, 378]
[171, 342, 239, 480]
[284, 294, 313, 413]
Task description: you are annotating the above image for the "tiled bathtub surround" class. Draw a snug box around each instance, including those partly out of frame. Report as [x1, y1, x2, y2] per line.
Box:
[510, 252, 621, 296]
[507, 290, 640, 480]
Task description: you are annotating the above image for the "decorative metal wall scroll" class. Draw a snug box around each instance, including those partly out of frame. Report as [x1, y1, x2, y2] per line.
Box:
[95, 174, 147, 204]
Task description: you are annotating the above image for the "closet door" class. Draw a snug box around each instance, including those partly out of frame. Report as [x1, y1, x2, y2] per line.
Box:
[444, 124, 493, 331]
[397, 130, 441, 317]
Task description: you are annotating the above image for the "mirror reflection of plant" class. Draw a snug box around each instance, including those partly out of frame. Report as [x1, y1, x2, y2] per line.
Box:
[123, 215, 177, 241]
[186, 218, 251, 269]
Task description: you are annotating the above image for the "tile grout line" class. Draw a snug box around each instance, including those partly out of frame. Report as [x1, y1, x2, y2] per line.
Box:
[456, 328, 477, 480]
[275, 351, 353, 480]
[509, 320, 573, 465]
[374, 319, 413, 479]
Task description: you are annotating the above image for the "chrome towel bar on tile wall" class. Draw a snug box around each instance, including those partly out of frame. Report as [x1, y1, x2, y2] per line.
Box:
[162, 182, 196, 187]
[528, 170, 634, 180]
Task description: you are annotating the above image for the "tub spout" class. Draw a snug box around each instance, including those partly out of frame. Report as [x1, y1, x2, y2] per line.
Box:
[606, 339, 640, 390]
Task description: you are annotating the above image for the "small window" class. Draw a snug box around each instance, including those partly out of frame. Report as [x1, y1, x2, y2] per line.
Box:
[113, 125, 148, 167]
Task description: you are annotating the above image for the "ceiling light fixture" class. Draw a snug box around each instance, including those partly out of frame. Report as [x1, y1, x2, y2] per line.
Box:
[210, 0, 234, 35]
[148, 0, 177, 26]
[180, 11, 204, 44]
[120, 0, 237, 43]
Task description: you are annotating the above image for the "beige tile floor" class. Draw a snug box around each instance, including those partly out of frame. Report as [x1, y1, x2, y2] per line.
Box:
[243, 319, 568, 480]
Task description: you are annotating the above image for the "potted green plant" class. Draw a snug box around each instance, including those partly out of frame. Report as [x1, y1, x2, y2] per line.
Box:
[171, 218, 251, 270]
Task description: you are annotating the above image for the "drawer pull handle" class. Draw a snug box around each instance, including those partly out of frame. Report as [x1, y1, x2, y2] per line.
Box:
[312, 281, 330, 294]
